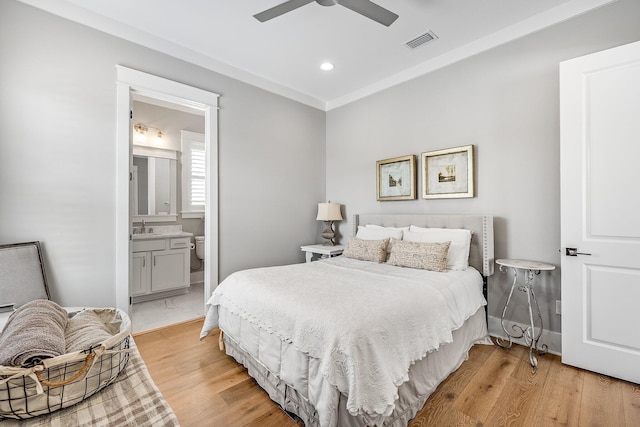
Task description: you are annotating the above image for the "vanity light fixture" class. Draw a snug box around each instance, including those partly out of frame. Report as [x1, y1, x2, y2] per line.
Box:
[133, 123, 164, 144]
[133, 123, 148, 135]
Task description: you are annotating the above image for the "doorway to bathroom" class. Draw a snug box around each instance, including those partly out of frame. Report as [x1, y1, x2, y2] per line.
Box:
[129, 96, 207, 332]
[115, 66, 219, 333]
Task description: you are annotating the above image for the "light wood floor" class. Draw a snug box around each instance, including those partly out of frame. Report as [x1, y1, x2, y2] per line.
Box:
[134, 318, 640, 426]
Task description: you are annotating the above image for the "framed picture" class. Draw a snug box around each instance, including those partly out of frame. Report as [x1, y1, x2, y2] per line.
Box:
[421, 145, 474, 199]
[376, 155, 417, 201]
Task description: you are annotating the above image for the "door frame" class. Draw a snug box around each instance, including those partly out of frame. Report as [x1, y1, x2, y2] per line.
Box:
[115, 65, 219, 315]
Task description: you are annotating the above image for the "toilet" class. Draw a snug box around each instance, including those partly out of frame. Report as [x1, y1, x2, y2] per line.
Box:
[195, 236, 205, 261]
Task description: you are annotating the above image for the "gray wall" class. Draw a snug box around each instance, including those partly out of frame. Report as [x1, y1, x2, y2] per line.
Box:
[0, 0, 326, 307]
[326, 0, 640, 338]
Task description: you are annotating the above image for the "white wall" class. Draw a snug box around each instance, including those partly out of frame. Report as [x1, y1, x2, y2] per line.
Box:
[0, 0, 326, 306]
[326, 0, 640, 341]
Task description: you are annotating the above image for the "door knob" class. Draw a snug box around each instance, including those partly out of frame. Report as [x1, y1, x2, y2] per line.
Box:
[565, 247, 592, 256]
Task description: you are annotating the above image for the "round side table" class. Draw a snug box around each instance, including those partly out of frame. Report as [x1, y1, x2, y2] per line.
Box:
[495, 258, 555, 372]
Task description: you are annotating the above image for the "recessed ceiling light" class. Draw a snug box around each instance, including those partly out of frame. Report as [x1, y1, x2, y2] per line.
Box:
[320, 62, 335, 71]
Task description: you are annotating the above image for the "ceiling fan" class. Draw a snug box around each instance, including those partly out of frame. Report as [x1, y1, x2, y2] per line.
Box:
[254, 0, 399, 27]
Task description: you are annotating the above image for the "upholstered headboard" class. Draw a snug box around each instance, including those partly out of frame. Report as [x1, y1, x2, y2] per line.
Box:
[353, 214, 495, 277]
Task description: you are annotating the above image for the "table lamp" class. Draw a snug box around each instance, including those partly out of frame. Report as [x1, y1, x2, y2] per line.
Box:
[316, 202, 343, 246]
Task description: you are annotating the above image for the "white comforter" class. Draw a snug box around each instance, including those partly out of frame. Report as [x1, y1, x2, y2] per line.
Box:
[201, 257, 485, 425]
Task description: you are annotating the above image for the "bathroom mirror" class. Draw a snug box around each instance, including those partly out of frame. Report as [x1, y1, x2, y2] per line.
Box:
[132, 146, 177, 222]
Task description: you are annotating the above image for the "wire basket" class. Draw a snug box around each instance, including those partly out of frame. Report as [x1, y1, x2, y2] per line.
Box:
[0, 308, 131, 420]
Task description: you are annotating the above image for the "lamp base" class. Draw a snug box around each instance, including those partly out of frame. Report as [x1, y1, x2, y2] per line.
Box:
[320, 221, 336, 246]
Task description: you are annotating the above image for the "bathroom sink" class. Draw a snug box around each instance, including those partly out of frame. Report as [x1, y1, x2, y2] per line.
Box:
[132, 233, 160, 239]
[132, 230, 193, 239]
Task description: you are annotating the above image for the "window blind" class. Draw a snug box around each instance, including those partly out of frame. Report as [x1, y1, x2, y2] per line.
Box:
[190, 146, 205, 207]
[181, 132, 206, 217]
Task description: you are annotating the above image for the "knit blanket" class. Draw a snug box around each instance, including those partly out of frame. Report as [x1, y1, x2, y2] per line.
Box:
[0, 300, 67, 367]
[65, 309, 122, 352]
[204, 260, 463, 424]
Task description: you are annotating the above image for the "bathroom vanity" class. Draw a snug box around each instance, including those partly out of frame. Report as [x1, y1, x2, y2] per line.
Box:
[131, 229, 193, 303]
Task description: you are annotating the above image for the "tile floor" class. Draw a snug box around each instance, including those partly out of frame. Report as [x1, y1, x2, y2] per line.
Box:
[130, 283, 205, 333]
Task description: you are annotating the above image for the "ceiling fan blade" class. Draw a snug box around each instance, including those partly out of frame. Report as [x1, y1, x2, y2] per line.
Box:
[338, 0, 398, 26]
[254, 0, 315, 22]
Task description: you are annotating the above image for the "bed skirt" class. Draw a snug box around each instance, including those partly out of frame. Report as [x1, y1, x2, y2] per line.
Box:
[220, 306, 491, 427]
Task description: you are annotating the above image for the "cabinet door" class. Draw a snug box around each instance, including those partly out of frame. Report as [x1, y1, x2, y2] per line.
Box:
[131, 252, 150, 296]
[151, 248, 189, 292]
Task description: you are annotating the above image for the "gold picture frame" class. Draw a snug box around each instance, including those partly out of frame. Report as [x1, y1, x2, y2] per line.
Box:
[421, 145, 474, 199]
[376, 155, 417, 201]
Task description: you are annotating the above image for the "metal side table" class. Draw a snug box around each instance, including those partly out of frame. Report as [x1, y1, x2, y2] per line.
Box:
[495, 258, 555, 372]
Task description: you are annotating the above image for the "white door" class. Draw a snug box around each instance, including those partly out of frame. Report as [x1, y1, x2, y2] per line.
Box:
[560, 40, 640, 384]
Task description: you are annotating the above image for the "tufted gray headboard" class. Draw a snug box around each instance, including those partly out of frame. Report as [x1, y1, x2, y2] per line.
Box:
[353, 214, 495, 277]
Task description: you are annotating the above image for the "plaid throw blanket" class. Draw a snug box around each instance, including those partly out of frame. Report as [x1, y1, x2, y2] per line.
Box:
[0, 338, 179, 426]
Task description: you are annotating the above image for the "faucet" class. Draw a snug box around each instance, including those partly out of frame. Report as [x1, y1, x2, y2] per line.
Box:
[140, 219, 146, 234]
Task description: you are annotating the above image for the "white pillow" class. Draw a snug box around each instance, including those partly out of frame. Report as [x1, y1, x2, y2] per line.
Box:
[365, 224, 410, 233]
[356, 225, 403, 241]
[357, 226, 404, 260]
[404, 226, 472, 270]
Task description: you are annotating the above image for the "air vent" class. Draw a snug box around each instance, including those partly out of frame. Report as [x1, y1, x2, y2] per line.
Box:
[405, 30, 438, 50]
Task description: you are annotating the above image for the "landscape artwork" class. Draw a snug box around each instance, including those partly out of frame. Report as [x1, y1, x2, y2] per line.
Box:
[422, 145, 474, 199]
[376, 155, 416, 201]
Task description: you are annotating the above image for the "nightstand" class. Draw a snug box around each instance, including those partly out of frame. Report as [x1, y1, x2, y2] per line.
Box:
[300, 244, 345, 263]
[495, 258, 555, 372]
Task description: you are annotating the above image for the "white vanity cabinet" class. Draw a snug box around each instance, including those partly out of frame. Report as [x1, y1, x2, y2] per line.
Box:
[131, 251, 150, 296]
[131, 236, 190, 302]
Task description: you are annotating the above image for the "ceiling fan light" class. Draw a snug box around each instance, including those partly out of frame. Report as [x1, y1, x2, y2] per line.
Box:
[316, 0, 339, 6]
[320, 62, 335, 71]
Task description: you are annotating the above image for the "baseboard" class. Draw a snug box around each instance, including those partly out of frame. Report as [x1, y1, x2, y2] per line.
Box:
[131, 287, 189, 304]
[190, 270, 204, 285]
[132, 316, 205, 337]
[488, 315, 562, 356]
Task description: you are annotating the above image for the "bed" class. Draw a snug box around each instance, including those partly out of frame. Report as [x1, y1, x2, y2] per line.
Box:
[200, 213, 495, 426]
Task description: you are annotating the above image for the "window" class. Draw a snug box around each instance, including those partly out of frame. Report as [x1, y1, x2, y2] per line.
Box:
[181, 131, 205, 218]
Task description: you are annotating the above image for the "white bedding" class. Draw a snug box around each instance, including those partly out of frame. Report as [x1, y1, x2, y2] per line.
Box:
[201, 257, 486, 426]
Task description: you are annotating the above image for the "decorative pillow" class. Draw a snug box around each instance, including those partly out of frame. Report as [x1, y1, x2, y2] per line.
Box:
[405, 226, 472, 270]
[356, 226, 404, 261]
[387, 238, 451, 272]
[342, 237, 388, 263]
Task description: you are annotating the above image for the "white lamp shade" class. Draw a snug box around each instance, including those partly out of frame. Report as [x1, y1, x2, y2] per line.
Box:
[316, 202, 343, 221]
